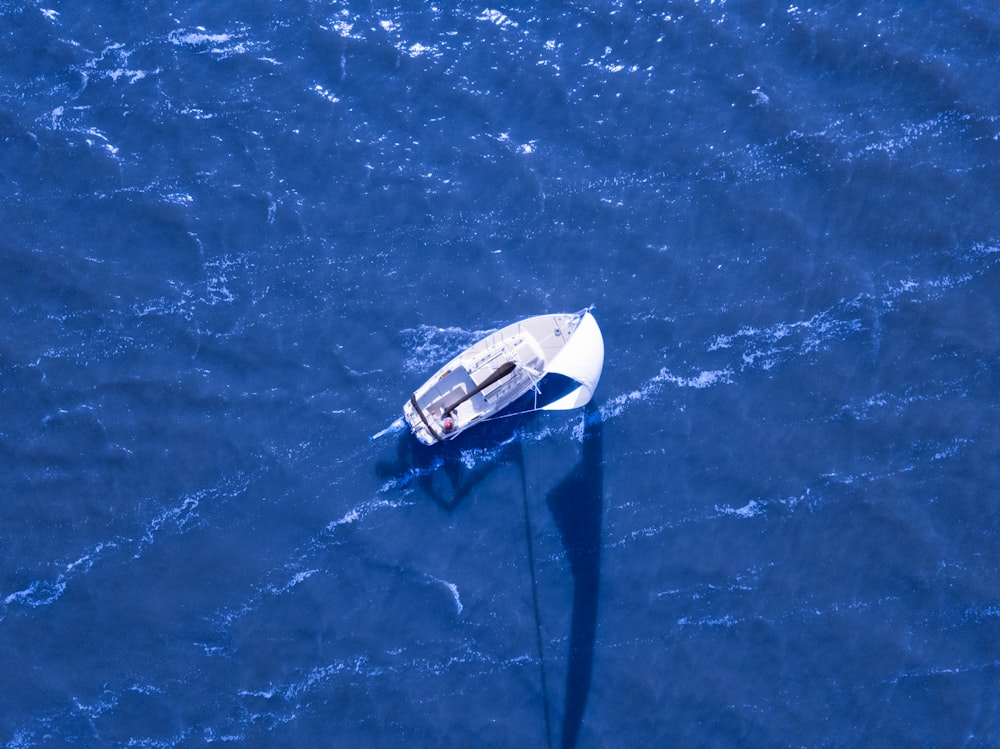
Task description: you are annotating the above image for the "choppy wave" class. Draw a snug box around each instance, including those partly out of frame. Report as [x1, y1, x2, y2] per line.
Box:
[3, 0, 998, 745]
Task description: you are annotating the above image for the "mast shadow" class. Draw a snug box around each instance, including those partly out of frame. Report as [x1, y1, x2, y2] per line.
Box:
[373, 402, 604, 749]
[545, 404, 603, 749]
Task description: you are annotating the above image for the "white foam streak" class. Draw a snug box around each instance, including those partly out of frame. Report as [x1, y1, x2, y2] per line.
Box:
[167, 27, 258, 59]
[478, 9, 518, 28]
[676, 614, 743, 628]
[327, 497, 409, 530]
[426, 575, 463, 615]
[708, 306, 864, 366]
[600, 366, 732, 421]
[169, 30, 235, 47]
[240, 641, 531, 710]
[1, 474, 250, 616]
[886, 657, 1000, 686]
[214, 482, 416, 631]
[609, 489, 816, 551]
[716, 500, 764, 518]
[2, 540, 119, 615]
[268, 569, 318, 597]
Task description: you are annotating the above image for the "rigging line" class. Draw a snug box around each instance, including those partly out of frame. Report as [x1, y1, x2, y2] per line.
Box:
[481, 404, 545, 424]
[481, 309, 586, 426]
[518, 440, 553, 749]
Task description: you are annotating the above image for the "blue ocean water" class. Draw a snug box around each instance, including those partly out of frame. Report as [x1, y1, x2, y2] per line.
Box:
[2, 1, 999, 745]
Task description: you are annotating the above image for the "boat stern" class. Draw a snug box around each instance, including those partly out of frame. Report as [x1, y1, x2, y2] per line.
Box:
[403, 395, 443, 446]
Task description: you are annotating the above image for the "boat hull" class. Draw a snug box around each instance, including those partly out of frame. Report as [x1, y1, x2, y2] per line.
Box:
[402, 310, 603, 445]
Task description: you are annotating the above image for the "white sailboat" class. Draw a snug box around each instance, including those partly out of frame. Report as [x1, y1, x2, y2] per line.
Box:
[392, 308, 604, 445]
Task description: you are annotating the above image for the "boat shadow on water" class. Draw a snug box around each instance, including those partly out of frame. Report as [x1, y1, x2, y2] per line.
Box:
[374, 403, 604, 749]
[374, 409, 526, 509]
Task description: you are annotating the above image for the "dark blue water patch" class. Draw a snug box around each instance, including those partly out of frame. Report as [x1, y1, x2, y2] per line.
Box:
[3, 0, 1000, 745]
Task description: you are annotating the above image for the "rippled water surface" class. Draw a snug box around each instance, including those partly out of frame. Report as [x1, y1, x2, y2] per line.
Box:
[2, 2, 999, 746]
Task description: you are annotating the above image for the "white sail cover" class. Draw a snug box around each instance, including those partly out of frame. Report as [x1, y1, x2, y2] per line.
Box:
[540, 311, 605, 411]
